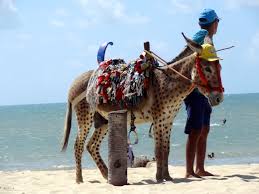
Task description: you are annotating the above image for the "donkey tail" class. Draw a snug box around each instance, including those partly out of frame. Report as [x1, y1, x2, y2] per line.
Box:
[61, 101, 72, 152]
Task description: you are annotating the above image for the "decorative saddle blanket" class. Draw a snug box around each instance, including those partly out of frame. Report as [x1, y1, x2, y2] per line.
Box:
[95, 52, 158, 108]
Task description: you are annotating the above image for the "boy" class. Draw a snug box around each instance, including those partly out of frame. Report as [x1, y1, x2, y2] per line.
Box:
[168, 8, 220, 178]
[184, 8, 219, 178]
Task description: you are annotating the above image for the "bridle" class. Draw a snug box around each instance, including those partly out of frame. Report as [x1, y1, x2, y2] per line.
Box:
[195, 56, 224, 93]
[145, 50, 224, 94]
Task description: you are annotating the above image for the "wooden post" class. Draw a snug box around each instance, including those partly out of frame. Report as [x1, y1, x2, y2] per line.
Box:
[108, 110, 128, 186]
[144, 41, 150, 51]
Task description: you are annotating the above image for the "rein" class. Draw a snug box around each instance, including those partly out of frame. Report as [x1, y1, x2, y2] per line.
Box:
[145, 50, 193, 83]
[144, 50, 224, 93]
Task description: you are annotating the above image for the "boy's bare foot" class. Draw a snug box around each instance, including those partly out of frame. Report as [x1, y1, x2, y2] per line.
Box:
[195, 170, 214, 176]
[185, 172, 202, 178]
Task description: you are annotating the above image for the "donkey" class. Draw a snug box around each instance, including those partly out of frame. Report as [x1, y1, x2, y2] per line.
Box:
[61, 34, 224, 183]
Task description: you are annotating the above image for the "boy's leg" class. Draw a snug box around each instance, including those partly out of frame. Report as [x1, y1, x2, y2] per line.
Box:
[185, 130, 201, 178]
[184, 95, 204, 178]
[195, 125, 214, 176]
[195, 100, 214, 176]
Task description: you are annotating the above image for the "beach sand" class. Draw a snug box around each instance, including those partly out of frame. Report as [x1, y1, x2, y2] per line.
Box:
[1, 163, 259, 194]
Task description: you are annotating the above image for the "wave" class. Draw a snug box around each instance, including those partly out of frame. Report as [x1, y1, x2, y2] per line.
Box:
[210, 123, 221, 127]
[171, 143, 181, 147]
[50, 165, 74, 170]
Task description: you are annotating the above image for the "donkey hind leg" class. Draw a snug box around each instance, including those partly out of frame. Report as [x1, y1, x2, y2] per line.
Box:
[161, 123, 173, 181]
[87, 113, 108, 179]
[74, 100, 93, 183]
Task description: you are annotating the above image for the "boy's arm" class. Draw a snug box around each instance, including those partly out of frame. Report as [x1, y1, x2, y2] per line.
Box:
[204, 34, 214, 45]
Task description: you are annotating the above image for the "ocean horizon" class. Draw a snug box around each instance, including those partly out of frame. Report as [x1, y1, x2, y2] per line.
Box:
[0, 93, 259, 171]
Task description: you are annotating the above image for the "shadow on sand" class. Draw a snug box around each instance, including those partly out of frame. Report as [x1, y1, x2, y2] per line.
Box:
[87, 172, 259, 185]
[130, 178, 202, 185]
[224, 174, 259, 182]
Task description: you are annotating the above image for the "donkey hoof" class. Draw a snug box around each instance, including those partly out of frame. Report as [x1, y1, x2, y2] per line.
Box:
[102, 173, 108, 180]
[76, 176, 84, 184]
[156, 178, 164, 183]
[156, 171, 164, 183]
[164, 175, 173, 181]
[101, 169, 108, 180]
[156, 175, 164, 183]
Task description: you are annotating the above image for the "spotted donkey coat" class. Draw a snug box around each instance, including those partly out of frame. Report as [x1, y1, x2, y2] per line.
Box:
[61, 35, 224, 183]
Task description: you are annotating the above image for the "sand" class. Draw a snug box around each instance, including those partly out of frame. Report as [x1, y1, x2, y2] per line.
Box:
[1, 163, 259, 194]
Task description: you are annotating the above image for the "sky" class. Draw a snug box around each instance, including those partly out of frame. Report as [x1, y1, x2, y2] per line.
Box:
[0, 0, 259, 105]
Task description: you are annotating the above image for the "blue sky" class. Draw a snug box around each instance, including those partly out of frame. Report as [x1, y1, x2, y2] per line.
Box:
[0, 0, 258, 105]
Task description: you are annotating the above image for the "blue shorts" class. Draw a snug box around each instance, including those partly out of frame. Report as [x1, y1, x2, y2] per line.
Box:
[184, 89, 212, 134]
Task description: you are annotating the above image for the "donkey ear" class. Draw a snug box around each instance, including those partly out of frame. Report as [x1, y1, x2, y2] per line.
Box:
[204, 35, 213, 45]
[182, 32, 202, 54]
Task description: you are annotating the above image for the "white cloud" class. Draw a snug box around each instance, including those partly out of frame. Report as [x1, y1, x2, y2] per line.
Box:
[50, 19, 65, 27]
[76, 19, 91, 29]
[84, 44, 99, 57]
[68, 60, 86, 68]
[224, 0, 259, 10]
[0, 0, 17, 11]
[16, 33, 32, 41]
[248, 31, 259, 62]
[49, 8, 69, 28]
[168, 0, 259, 14]
[123, 13, 149, 24]
[77, 0, 149, 24]
[55, 8, 69, 17]
[0, 0, 20, 29]
[152, 41, 170, 53]
[169, 0, 203, 14]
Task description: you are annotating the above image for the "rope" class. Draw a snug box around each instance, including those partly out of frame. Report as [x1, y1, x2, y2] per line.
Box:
[144, 49, 193, 84]
[144, 49, 212, 92]
[216, 46, 234, 52]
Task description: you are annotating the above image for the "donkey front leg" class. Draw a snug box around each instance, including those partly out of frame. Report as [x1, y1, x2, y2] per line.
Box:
[153, 120, 173, 182]
[153, 122, 164, 182]
[162, 123, 173, 181]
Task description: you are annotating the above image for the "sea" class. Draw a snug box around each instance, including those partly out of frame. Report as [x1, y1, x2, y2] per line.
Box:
[0, 93, 259, 171]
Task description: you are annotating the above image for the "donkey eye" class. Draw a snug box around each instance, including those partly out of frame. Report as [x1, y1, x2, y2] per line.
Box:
[205, 66, 212, 73]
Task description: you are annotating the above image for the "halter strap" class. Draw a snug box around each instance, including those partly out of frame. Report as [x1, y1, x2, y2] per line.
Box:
[145, 49, 224, 93]
[195, 56, 224, 93]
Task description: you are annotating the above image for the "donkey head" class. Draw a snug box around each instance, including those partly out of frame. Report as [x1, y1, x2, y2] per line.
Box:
[182, 33, 224, 106]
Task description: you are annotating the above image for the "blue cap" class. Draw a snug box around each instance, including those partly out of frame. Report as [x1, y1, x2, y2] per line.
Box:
[199, 9, 219, 25]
